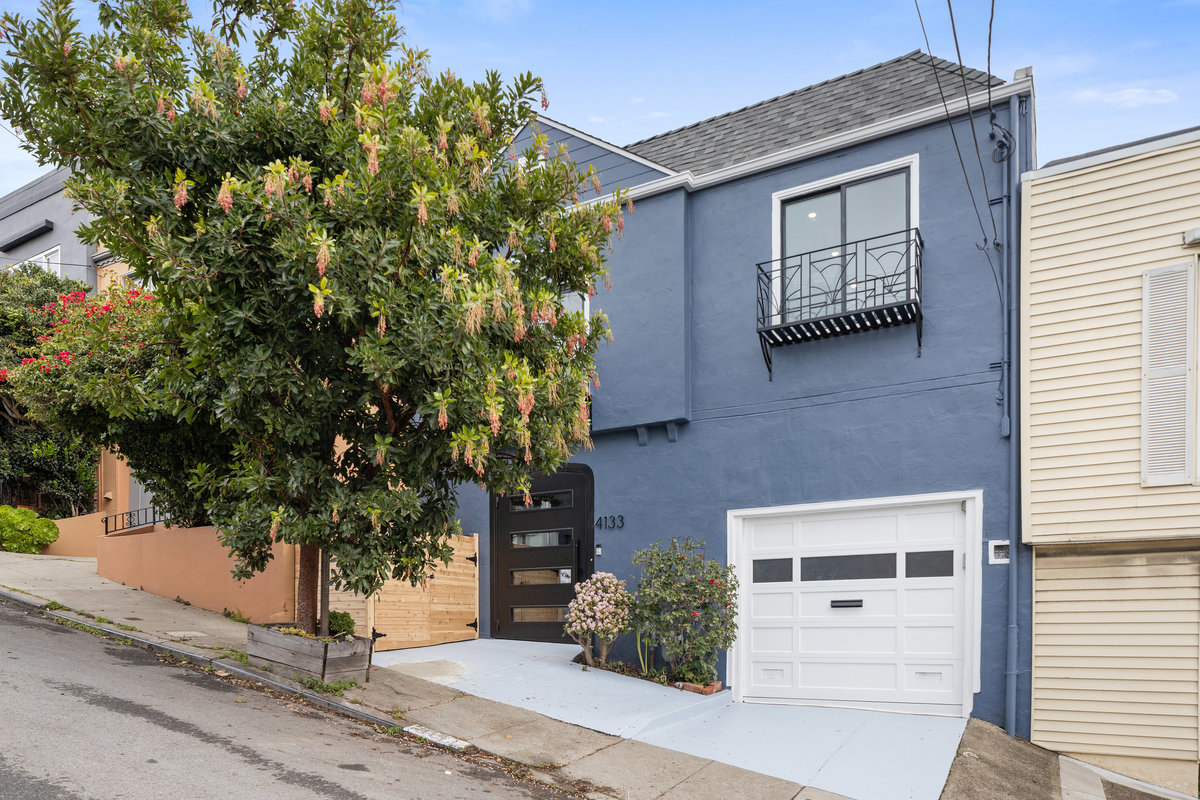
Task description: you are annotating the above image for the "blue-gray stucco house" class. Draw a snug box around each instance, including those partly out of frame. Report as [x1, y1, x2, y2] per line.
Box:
[457, 51, 1038, 737]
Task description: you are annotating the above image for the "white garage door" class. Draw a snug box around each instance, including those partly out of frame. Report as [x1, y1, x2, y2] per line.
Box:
[733, 494, 977, 717]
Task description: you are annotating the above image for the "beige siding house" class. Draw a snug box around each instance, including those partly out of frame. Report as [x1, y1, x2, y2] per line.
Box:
[1022, 127, 1200, 794]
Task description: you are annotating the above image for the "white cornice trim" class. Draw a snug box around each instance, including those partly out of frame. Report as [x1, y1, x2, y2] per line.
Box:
[1022, 125, 1200, 182]
[586, 76, 1034, 205]
[533, 116, 677, 177]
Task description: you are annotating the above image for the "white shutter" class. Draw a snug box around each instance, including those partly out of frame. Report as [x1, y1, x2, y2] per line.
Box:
[1142, 263, 1195, 486]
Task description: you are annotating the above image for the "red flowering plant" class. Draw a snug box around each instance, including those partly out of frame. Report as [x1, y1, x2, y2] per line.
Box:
[630, 538, 739, 685]
[1, 0, 623, 633]
[5, 284, 224, 528]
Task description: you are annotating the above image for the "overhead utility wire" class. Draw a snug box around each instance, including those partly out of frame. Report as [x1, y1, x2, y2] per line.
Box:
[913, 0, 1002, 304]
[946, 0, 1000, 246]
[986, 0, 996, 129]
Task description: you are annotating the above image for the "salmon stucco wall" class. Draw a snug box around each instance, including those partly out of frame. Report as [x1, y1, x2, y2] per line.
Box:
[45, 511, 106, 557]
[97, 525, 295, 623]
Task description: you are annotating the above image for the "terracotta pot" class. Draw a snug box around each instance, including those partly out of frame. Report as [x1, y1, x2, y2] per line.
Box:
[679, 680, 722, 696]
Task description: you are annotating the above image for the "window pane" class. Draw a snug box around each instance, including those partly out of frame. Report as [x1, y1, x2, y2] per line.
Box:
[510, 529, 573, 548]
[801, 553, 896, 581]
[905, 550, 954, 578]
[512, 568, 573, 585]
[511, 606, 566, 623]
[509, 490, 572, 512]
[783, 190, 841, 258]
[845, 172, 907, 243]
[752, 558, 793, 583]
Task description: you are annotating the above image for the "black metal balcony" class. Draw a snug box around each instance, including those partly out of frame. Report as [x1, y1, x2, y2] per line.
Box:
[755, 228, 923, 379]
[103, 506, 167, 535]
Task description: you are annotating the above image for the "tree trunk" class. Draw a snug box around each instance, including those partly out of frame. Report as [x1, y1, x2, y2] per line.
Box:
[296, 543, 320, 634]
[319, 548, 330, 637]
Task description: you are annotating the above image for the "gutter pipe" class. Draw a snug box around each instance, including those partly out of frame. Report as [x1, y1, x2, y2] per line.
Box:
[1003, 92, 1023, 737]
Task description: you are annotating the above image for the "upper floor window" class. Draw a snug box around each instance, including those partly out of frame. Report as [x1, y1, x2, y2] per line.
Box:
[756, 156, 922, 379]
[20, 245, 61, 277]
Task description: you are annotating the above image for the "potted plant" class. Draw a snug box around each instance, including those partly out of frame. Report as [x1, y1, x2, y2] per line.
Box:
[246, 610, 371, 685]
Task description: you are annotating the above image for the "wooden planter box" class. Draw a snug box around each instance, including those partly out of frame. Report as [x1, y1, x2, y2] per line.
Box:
[245, 625, 371, 684]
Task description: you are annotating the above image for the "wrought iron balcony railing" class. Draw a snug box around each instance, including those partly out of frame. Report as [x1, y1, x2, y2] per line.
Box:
[103, 506, 167, 535]
[755, 228, 923, 378]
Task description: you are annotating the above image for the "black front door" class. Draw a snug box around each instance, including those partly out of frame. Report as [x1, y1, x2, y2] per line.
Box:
[491, 464, 594, 642]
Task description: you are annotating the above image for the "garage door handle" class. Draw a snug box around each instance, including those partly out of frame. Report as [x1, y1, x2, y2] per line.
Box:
[830, 599, 863, 608]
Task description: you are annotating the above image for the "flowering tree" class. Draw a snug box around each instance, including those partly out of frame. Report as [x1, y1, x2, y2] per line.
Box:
[0, 0, 623, 632]
[0, 265, 98, 517]
[7, 286, 226, 526]
[564, 571, 633, 668]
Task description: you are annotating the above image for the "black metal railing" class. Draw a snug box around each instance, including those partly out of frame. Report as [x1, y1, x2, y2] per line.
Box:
[103, 506, 167, 535]
[755, 228, 923, 378]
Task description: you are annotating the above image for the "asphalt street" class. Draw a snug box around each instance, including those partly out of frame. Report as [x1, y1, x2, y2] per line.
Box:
[0, 598, 563, 799]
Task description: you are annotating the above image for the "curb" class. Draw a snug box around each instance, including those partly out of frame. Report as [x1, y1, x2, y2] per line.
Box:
[0, 587, 469, 752]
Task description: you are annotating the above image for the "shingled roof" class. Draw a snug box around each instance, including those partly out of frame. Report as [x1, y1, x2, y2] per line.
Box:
[624, 51, 1003, 176]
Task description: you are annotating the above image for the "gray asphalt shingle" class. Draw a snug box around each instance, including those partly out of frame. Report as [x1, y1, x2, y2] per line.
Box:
[624, 51, 1002, 175]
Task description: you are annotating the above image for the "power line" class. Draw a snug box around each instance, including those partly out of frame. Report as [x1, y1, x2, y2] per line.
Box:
[913, 0, 1002, 305]
[986, 0, 997, 129]
[946, 0, 1000, 245]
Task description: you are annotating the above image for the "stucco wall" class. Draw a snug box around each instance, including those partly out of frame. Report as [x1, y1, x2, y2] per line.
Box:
[97, 525, 295, 623]
[460, 97, 1036, 735]
[45, 511, 105, 558]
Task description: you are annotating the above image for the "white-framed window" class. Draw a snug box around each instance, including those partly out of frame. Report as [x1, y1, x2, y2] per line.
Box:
[1141, 258, 1199, 486]
[769, 155, 920, 326]
[19, 245, 62, 277]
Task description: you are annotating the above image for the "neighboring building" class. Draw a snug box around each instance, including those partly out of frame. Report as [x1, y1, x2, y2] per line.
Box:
[0, 169, 152, 540]
[456, 51, 1038, 734]
[1022, 127, 1200, 793]
[0, 167, 95, 286]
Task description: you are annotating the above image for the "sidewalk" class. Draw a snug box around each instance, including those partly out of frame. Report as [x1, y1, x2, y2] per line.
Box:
[0, 551, 1186, 800]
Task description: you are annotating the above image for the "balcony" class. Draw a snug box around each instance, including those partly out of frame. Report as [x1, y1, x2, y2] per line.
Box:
[755, 228, 923, 378]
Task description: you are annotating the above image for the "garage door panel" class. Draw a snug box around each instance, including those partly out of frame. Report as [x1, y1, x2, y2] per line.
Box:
[905, 586, 958, 616]
[750, 591, 794, 618]
[751, 626, 795, 654]
[749, 520, 795, 551]
[738, 498, 970, 715]
[801, 661, 899, 691]
[903, 510, 961, 543]
[750, 661, 794, 689]
[801, 626, 897, 654]
[800, 514, 898, 548]
[904, 624, 957, 655]
[799, 588, 898, 617]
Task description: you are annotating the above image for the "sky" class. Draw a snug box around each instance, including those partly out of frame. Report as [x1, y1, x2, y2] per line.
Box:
[0, 0, 1196, 196]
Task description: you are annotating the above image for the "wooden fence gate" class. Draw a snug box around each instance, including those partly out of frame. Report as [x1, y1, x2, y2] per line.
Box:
[329, 533, 478, 651]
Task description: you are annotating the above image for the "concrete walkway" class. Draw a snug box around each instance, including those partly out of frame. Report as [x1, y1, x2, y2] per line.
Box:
[0, 551, 1185, 800]
[376, 640, 965, 800]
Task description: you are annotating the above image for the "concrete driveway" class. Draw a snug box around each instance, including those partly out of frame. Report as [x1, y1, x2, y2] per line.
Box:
[374, 639, 967, 800]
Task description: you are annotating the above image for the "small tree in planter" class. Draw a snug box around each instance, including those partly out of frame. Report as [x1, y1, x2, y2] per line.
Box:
[564, 571, 632, 668]
[631, 538, 738, 687]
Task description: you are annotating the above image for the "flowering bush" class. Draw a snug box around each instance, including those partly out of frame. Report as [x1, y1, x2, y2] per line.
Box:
[631, 538, 739, 685]
[564, 571, 633, 667]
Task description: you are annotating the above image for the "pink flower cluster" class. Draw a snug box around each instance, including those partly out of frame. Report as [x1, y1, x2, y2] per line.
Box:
[565, 571, 632, 642]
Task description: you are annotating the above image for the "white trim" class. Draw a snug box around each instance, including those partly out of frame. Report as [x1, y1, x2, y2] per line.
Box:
[1023, 125, 1200, 182]
[22, 245, 61, 277]
[532, 116, 678, 177]
[725, 489, 983, 718]
[584, 77, 1033, 206]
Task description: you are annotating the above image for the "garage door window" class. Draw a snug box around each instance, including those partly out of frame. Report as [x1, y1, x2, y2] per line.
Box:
[905, 550, 954, 578]
[752, 558, 793, 583]
[800, 552, 896, 581]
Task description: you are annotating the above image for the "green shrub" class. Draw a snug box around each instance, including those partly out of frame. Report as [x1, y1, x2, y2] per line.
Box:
[0, 505, 60, 553]
[631, 538, 739, 685]
[328, 610, 356, 638]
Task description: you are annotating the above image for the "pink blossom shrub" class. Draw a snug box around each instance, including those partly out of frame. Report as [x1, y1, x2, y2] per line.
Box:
[564, 571, 632, 668]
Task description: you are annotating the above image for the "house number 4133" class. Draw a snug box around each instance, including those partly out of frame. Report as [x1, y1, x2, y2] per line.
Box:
[595, 515, 624, 530]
